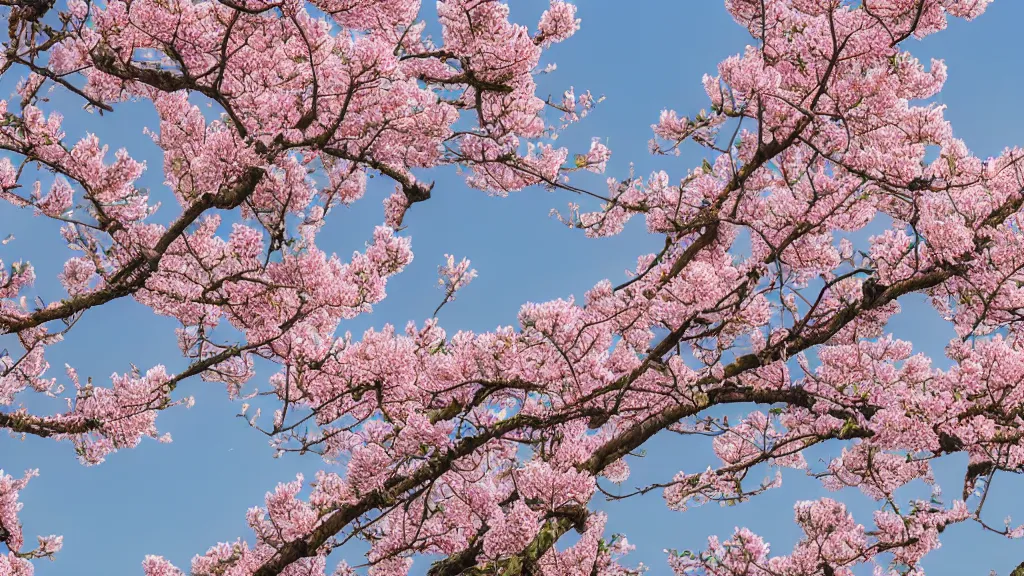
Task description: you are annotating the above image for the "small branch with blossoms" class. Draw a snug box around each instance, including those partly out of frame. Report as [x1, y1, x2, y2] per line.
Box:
[433, 254, 477, 317]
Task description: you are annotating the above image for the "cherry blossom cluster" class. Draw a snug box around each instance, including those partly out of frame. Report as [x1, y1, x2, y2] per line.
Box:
[0, 469, 62, 576]
[5, 0, 1024, 576]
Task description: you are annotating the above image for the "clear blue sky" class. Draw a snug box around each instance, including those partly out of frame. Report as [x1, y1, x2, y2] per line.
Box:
[3, 2, 1024, 575]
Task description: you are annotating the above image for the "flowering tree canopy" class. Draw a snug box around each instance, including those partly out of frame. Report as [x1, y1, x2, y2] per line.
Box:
[3, 0, 1024, 575]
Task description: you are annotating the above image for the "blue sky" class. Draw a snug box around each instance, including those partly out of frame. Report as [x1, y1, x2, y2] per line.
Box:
[3, 1, 1024, 575]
